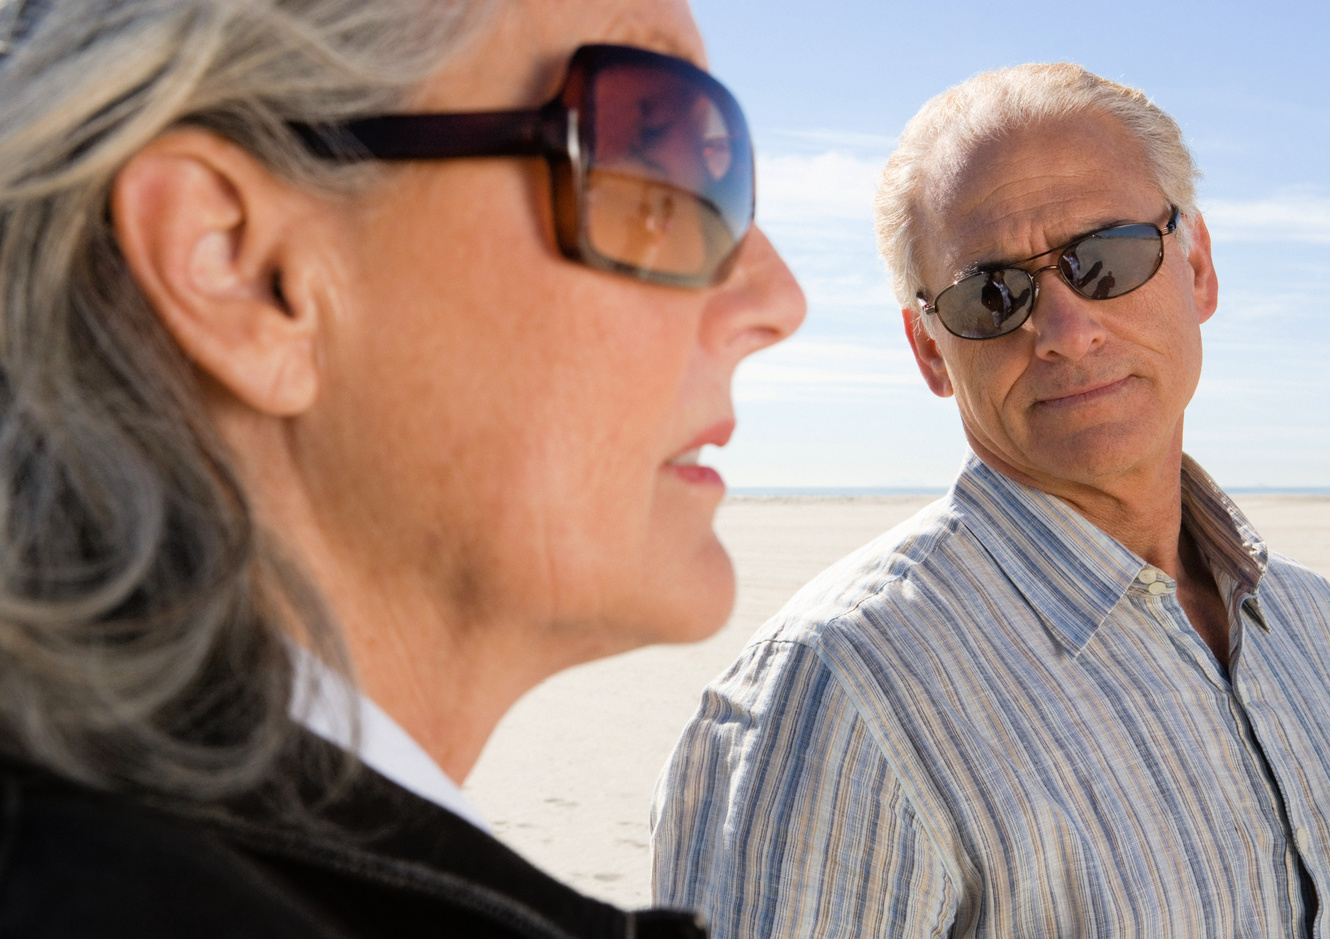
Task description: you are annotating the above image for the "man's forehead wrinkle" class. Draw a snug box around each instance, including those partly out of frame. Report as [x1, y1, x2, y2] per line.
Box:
[929, 188, 1091, 285]
[912, 111, 1163, 299]
[916, 135, 995, 217]
[922, 119, 1035, 202]
[955, 193, 1109, 275]
[931, 177, 1153, 284]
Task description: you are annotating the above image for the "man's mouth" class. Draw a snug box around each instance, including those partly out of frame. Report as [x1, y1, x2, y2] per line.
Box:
[1036, 376, 1134, 408]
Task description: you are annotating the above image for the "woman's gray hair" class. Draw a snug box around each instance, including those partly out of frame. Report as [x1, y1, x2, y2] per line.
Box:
[0, 0, 491, 801]
[874, 62, 1201, 311]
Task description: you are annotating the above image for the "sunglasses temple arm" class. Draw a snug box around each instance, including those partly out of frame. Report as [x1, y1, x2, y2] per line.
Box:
[292, 106, 564, 162]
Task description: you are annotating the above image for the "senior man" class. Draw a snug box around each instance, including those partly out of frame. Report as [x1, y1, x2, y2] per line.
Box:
[652, 63, 1330, 938]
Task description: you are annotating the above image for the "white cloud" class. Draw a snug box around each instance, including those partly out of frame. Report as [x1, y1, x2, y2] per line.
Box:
[756, 159, 1330, 246]
[1211, 288, 1323, 321]
[732, 339, 918, 402]
[1203, 193, 1330, 243]
[798, 277, 896, 313]
[752, 149, 900, 312]
[769, 129, 897, 151]
[756, 151, 884, 224]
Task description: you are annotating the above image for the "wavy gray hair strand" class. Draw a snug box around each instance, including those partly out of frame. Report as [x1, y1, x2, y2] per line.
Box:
[0, 0, 493, 802]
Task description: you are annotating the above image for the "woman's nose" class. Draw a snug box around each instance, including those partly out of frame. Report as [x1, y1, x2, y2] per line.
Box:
[701, 226, 806, 358]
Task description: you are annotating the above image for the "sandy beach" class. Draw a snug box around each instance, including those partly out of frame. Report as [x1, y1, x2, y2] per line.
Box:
[463, 493, 1330, 909]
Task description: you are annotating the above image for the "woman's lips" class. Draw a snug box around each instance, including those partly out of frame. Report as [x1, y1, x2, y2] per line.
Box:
[664, 418, 734, 488]
[665, 448, 725, 487]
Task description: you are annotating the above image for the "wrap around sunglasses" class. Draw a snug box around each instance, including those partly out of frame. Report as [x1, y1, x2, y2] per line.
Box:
[918, 206, 1182, 340]
[294, 44, 754, 289]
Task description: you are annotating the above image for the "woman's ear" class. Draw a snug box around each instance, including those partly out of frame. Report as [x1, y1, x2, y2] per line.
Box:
[112, 129, 323, 416]
[903, 307, 953, 398]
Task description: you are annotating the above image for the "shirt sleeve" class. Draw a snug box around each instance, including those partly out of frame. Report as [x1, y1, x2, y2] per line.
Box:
[651, 638, 958, 939]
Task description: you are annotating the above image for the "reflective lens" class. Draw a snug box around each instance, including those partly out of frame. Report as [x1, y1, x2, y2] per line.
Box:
[1057, 222, 1165, 302]
[927, 212, 1175, 340]
[934, 268, 1035, 340]
[581, 52, 753, 285]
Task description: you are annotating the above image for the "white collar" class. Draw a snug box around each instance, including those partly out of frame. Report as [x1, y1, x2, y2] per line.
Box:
[287, 645, 489, 833]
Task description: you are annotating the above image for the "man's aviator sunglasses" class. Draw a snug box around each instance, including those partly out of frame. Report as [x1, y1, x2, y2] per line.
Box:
[918, 206, 1182, 340]
[294, 44, 753, 289]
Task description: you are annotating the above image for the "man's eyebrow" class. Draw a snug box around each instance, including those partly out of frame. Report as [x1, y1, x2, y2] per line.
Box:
[952, 215, 1141, 280]
[956, 257, 1022, 279]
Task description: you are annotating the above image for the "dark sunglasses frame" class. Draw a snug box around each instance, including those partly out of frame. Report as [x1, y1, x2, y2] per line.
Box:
[918, 206, 1182, 340]
[292, 43, 754, 289]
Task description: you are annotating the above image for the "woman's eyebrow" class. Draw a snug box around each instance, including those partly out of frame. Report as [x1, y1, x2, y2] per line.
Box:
[603, 19, 704, 68]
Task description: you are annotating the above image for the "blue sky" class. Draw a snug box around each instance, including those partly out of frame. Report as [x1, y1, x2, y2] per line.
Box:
[690, 0, 1330, 489]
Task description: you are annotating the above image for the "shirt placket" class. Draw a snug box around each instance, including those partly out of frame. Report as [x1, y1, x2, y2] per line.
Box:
[1231, 599, 1323, 939]
[1136, 566, 1307, 938]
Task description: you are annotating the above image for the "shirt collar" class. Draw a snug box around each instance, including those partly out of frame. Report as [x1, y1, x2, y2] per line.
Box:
[287, 645, 491, 833]
[1178, 454, 1269, 627]
[949, 452, 1270, 656]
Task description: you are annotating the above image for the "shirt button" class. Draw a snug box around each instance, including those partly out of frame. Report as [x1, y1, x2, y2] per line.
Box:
[1148, 580, 1168, 596]
[1297, 827, 1312, 852]
[1138, 568, 1159, 584]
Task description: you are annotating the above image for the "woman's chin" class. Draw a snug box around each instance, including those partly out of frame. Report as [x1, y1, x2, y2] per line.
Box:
[640, 534, 736, 646]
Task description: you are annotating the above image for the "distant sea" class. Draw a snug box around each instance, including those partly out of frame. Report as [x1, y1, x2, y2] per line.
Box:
[728, 487, 946, 497]
[1229, 487, 1330, 495]
[729, 486, 1330, 498]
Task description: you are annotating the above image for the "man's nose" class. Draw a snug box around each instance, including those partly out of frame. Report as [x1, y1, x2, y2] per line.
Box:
[1029, 265, 1108, 361]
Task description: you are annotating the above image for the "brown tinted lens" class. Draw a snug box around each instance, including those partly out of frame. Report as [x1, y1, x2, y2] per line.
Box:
[1058, 223, 1163, 301]
[935, 268, 1035, 339]
[584, 169, 730, 277]
[583, 56, 753, 282]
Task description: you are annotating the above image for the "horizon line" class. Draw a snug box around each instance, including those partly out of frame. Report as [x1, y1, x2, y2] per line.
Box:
[728, 485, 1330, 498]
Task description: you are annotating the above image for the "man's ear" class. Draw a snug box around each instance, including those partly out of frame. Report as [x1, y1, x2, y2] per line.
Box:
[903, 307, 953, 398]
[112, 129, 322, 416]
[1184, 212, 1220, 325]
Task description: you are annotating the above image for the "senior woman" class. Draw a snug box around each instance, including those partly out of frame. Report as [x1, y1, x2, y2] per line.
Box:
[0, 0, 803, 935]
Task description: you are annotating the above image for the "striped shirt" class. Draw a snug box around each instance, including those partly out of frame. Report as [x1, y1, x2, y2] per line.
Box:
[652, 453, 1330, 938]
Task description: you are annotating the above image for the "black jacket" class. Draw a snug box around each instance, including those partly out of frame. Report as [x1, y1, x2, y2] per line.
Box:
[0, 742, 706, 938]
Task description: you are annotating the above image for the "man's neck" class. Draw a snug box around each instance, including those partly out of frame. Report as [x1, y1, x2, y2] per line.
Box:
[970, 444, 1233, 667]
[969, 436, 1186, 568]
[1173, 524, 1232, 667]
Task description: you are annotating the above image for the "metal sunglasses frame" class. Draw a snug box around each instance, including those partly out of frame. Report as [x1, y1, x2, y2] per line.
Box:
[917, 206, 1182, 340]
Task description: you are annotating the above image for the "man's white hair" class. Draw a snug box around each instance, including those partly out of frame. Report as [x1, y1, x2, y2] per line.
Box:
[874, 62, 1200, 310]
